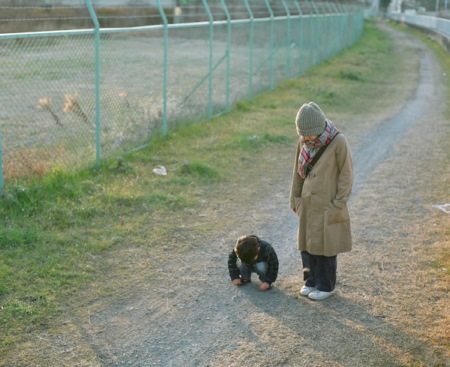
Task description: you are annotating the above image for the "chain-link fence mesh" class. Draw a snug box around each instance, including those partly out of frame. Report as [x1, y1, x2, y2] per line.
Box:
[0, 0, 364, 187]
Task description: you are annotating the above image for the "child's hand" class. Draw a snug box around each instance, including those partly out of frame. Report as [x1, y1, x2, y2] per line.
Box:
[232, 279, 242, 286]
[259, 282, 271, 291]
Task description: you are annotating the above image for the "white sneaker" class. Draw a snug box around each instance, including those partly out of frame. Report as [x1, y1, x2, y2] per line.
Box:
[308, 289, 335, 300]
[300, 286, 316, 296]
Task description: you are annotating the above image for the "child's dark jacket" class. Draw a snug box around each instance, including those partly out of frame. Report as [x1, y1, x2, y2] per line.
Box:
[228, 239, 279, 284]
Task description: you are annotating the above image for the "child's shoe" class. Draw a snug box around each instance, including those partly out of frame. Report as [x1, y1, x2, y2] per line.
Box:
[300, 286, 316, 296]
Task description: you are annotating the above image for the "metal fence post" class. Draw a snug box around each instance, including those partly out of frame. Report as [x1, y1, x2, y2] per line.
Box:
[220, 0, 231, 112]
[324, 2, 333, 60]
[306, 0, 320, 65]
[293, 0, 303, 77]
[155, 0, 169, 135]
[84, 0, 101, 167]
[281, 0, 291, 79]
[264, 0, 275, 90]
[201, 0, 214, 120]
[243, 0, 254, 99]
[0, 131, 4, 196]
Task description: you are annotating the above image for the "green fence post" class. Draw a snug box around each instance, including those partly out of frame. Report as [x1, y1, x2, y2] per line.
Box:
[306, 0, 320, 65]
[243, 0, 254, 99]
[201, 0, 214, 120]
[85, 0, 101, 167]
[0, 131, 4, 196]
[324, 2, 333, 60]
[303, 0, 313, 68]
[335, 1, 345, 51]
[332, 2, 342, 56]
[220, 0, 231, 112]
[280, 0, 291, 79]
[264, 0, 274, 90]
[155, 0, 168, 135]
[293, 0, 303, 77]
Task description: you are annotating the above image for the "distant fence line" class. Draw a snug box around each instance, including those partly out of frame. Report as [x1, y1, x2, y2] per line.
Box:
[0, 0, 365, 192]
[388, 12, 450, 51]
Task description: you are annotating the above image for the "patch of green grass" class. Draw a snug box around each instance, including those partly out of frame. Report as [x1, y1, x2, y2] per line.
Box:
[257, 19, 419, 141]
[0, 232, 95, 343]
[338, 70, 363, 81]
[261, 102, 278, 109]
[147, 192, 190, 209]
[229, 132, 290, 150]
[176, 160, 219, 180]
[235, 100, 252, 112]
[0, 225, 41, 250]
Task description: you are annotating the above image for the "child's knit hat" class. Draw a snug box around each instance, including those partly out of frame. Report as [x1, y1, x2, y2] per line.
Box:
[295, 102, 326, 136]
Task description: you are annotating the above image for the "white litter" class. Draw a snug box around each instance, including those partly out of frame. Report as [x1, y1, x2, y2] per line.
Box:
[432, 203, 450, 214]
[152, 165, 167, 176]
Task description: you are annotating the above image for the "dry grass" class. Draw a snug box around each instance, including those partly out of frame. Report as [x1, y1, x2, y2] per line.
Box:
[3, 146, 66, 181]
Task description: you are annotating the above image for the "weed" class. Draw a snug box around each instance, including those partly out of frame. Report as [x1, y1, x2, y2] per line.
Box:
[36, 98, 62, 127]
[63, 93, 90, 125]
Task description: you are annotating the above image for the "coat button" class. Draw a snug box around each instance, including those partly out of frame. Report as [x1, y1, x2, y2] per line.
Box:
[311, 191, 316, 195]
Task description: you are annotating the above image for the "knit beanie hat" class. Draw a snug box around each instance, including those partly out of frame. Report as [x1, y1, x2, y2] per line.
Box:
[295, 102, 326, 136]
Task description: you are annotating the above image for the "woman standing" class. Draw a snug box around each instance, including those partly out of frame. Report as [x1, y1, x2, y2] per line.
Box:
[290, 102, 353, 300]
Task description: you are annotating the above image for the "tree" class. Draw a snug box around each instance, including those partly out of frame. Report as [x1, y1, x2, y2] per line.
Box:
[380, 0, 392, 15]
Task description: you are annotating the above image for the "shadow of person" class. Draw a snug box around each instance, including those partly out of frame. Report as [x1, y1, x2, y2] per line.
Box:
[238, 278, 447, 366]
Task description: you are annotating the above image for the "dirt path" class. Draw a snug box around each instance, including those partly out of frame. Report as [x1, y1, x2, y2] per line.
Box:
[22, 22, 449, 367]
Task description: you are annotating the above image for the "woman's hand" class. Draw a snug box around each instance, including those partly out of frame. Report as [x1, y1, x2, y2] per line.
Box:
[259, 282, 271, 291]
[232, 279, 242, 286]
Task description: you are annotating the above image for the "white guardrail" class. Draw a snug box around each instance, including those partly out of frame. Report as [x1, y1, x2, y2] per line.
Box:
[389, 12, 450, 39]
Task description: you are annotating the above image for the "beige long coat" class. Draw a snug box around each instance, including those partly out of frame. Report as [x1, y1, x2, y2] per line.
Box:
[289, 134, 353, 256]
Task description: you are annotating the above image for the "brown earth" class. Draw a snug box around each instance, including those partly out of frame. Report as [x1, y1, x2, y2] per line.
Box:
[7, 22, 450, 367]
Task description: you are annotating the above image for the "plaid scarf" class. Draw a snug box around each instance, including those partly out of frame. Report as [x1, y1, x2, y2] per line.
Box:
[298, 119, 339, 178]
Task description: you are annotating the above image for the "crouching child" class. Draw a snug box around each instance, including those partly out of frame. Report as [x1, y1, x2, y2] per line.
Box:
[228, 235, 279, 291]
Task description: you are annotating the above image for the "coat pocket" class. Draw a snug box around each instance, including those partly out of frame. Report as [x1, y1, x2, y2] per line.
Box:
[325, 203, 349, 225]
[324, 203, 352, 255]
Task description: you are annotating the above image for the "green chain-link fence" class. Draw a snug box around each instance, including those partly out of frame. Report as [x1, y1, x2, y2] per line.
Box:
[0, 0, 364, 192]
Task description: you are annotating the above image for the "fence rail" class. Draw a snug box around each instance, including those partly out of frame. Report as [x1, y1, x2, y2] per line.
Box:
[0, 0, 364, 192]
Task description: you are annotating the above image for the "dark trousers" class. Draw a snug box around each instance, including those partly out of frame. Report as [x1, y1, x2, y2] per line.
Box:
[239, 262, 268, 282]
[301, 251, 337, 292]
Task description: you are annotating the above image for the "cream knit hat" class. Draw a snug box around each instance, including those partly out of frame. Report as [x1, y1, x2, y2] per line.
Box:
[295, 102, 326, 136]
